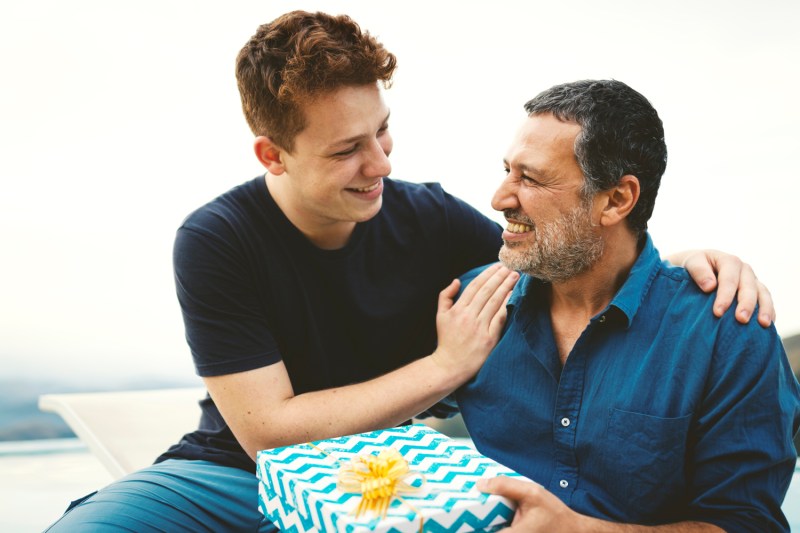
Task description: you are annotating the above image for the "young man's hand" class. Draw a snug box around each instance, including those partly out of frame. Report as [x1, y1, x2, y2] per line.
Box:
[667, 249, 774, 327]
[432, 264, 519, 380]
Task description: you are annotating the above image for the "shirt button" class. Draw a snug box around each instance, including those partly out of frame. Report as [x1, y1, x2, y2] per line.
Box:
[559, 479, 569, 488]
[598, 315, 606, 323]
[560, 417, 570, 427]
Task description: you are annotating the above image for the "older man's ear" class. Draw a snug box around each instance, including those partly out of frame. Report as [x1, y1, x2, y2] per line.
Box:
[596, 174, 640, 228]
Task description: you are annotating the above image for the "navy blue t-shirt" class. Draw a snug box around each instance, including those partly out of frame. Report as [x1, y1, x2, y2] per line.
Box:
[157, 176, 502, 471]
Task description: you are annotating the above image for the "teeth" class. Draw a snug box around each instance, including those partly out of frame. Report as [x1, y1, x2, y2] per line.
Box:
[351, 182, 380, 193]
[506, 222, 533, 234]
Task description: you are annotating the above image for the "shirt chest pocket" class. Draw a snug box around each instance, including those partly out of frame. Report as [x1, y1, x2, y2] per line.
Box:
[601, 408, 693, 518]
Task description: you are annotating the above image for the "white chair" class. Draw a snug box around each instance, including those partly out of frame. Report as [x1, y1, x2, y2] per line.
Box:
[39, 387, 206, 479]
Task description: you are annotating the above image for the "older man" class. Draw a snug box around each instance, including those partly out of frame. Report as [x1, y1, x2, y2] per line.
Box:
[463, 80, 800, 531]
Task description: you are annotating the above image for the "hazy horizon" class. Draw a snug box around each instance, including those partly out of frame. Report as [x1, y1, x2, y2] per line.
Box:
[2, 0, 799, 382]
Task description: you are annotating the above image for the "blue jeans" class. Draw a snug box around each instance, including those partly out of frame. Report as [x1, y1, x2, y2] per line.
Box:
[44, 459, 277, 532]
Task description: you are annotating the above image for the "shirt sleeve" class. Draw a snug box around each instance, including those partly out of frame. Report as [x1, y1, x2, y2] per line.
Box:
[174, 221, 283, 377]
[686, 317, 800, 532]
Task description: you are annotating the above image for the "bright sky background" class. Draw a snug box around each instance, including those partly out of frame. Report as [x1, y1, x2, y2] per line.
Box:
[2, 0, 798, 382]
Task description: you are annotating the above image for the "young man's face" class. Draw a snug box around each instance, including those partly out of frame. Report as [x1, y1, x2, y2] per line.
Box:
[274, 83, 392, 244]
[492, 113, 604, 281]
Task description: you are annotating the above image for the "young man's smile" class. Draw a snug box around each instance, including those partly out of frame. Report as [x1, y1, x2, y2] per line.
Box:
[345, 178, 384, 199]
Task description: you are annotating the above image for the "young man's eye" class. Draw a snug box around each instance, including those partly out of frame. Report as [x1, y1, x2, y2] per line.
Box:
[333, 146, 357, 157]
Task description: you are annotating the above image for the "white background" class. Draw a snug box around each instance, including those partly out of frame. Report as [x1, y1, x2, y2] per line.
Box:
[2, 0, 798, 381]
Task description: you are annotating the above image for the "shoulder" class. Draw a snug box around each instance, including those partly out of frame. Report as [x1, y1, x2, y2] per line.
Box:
[382, 179, 448, 213]
[653, 262, 781, 364]
[174, 177, 270, 264]
[382, 179, 487, 218]
[650, 260, 713, 310]
[381, 178, 500, 237]
[180, 177, 264, 234]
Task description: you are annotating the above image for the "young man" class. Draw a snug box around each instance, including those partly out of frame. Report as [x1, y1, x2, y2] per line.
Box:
[467, 80, 800, 531]
[46, 12, 775, 532]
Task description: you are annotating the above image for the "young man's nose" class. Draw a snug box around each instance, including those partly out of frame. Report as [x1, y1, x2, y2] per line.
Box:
[363, 137, 392, 178]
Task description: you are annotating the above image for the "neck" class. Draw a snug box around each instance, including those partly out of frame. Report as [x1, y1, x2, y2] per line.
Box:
[265, 174, 356, 250]
[548, 229, 640, 323]
[545, 228, 641, 366]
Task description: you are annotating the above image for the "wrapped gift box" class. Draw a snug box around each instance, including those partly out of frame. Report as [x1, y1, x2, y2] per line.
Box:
[256, 424, 523, 532]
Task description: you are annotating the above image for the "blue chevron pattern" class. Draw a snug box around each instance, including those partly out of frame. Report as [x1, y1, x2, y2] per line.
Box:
[257, 424, 522, 532]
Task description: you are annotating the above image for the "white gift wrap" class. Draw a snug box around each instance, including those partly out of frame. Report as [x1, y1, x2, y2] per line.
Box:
[256, 424, 522, 532]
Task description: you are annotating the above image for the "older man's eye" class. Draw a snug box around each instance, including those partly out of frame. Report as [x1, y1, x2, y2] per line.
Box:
[520, 174, 542, 187]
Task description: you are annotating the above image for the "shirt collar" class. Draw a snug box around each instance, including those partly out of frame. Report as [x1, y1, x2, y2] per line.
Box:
[507, 270, 545, 311]
[606, 233, 662, 329]
[508, 233, 663, 329]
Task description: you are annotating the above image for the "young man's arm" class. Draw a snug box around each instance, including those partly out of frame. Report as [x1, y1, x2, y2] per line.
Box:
[204, 264, 519, 460]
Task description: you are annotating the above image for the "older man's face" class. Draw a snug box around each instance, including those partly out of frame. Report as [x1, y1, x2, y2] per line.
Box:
[492, 113, 603, 282]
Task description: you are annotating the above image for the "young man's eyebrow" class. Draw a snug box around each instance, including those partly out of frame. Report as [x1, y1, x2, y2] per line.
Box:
[329, 111, 391, 148]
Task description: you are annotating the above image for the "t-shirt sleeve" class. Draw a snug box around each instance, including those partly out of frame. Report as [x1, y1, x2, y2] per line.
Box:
[439, 187, 503, 279]
[411, 185, 502, 419]
[174, 219, 283, 377]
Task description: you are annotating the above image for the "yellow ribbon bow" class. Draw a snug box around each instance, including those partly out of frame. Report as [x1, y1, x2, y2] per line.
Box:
[307, 443, 426, 530]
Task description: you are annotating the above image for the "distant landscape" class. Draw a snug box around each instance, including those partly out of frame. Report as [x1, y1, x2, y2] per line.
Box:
[0, 375, 200, 441]
[2, 333, 798, 444]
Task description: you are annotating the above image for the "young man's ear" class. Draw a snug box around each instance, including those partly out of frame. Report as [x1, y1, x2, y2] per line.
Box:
[254, 136, 286, 175]
[597, 175, 640, 227]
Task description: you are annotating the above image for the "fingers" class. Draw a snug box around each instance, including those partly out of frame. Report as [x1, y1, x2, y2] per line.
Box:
[694, 251, 740, 318]
[731, 264, 757, 323]
[755, 280, 775, 328]
[475, 268, 518, 323]
[432, 264, 518, 378]
[437, 278, 460, 314]
[682, 250, 718, 294]
[712, 261, 775, 326]
[487, 282, 515, 336]
[681, 250, 776, 327]
[464, 266, 518, 320]
[477, 476, 540, 502]
[457, 263, 504, 307]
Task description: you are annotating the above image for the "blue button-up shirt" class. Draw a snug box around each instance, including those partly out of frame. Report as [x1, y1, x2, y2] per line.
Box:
[456, 235, 800, 531]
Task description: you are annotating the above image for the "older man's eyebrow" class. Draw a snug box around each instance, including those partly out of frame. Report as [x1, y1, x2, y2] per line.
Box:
[504, 159, 550, 179]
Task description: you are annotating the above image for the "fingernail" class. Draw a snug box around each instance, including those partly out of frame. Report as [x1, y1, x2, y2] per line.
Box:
[700, 278, 714, 291]
[738, 309, 750, 321]
[714, 304, 725, 316]
[476, 479, 488, 491]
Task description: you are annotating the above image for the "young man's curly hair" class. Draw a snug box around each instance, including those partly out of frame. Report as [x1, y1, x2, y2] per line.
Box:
[236, 10, 397, 152]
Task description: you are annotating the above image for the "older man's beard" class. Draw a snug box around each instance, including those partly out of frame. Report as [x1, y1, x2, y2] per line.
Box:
[498, 202, 604, 283]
